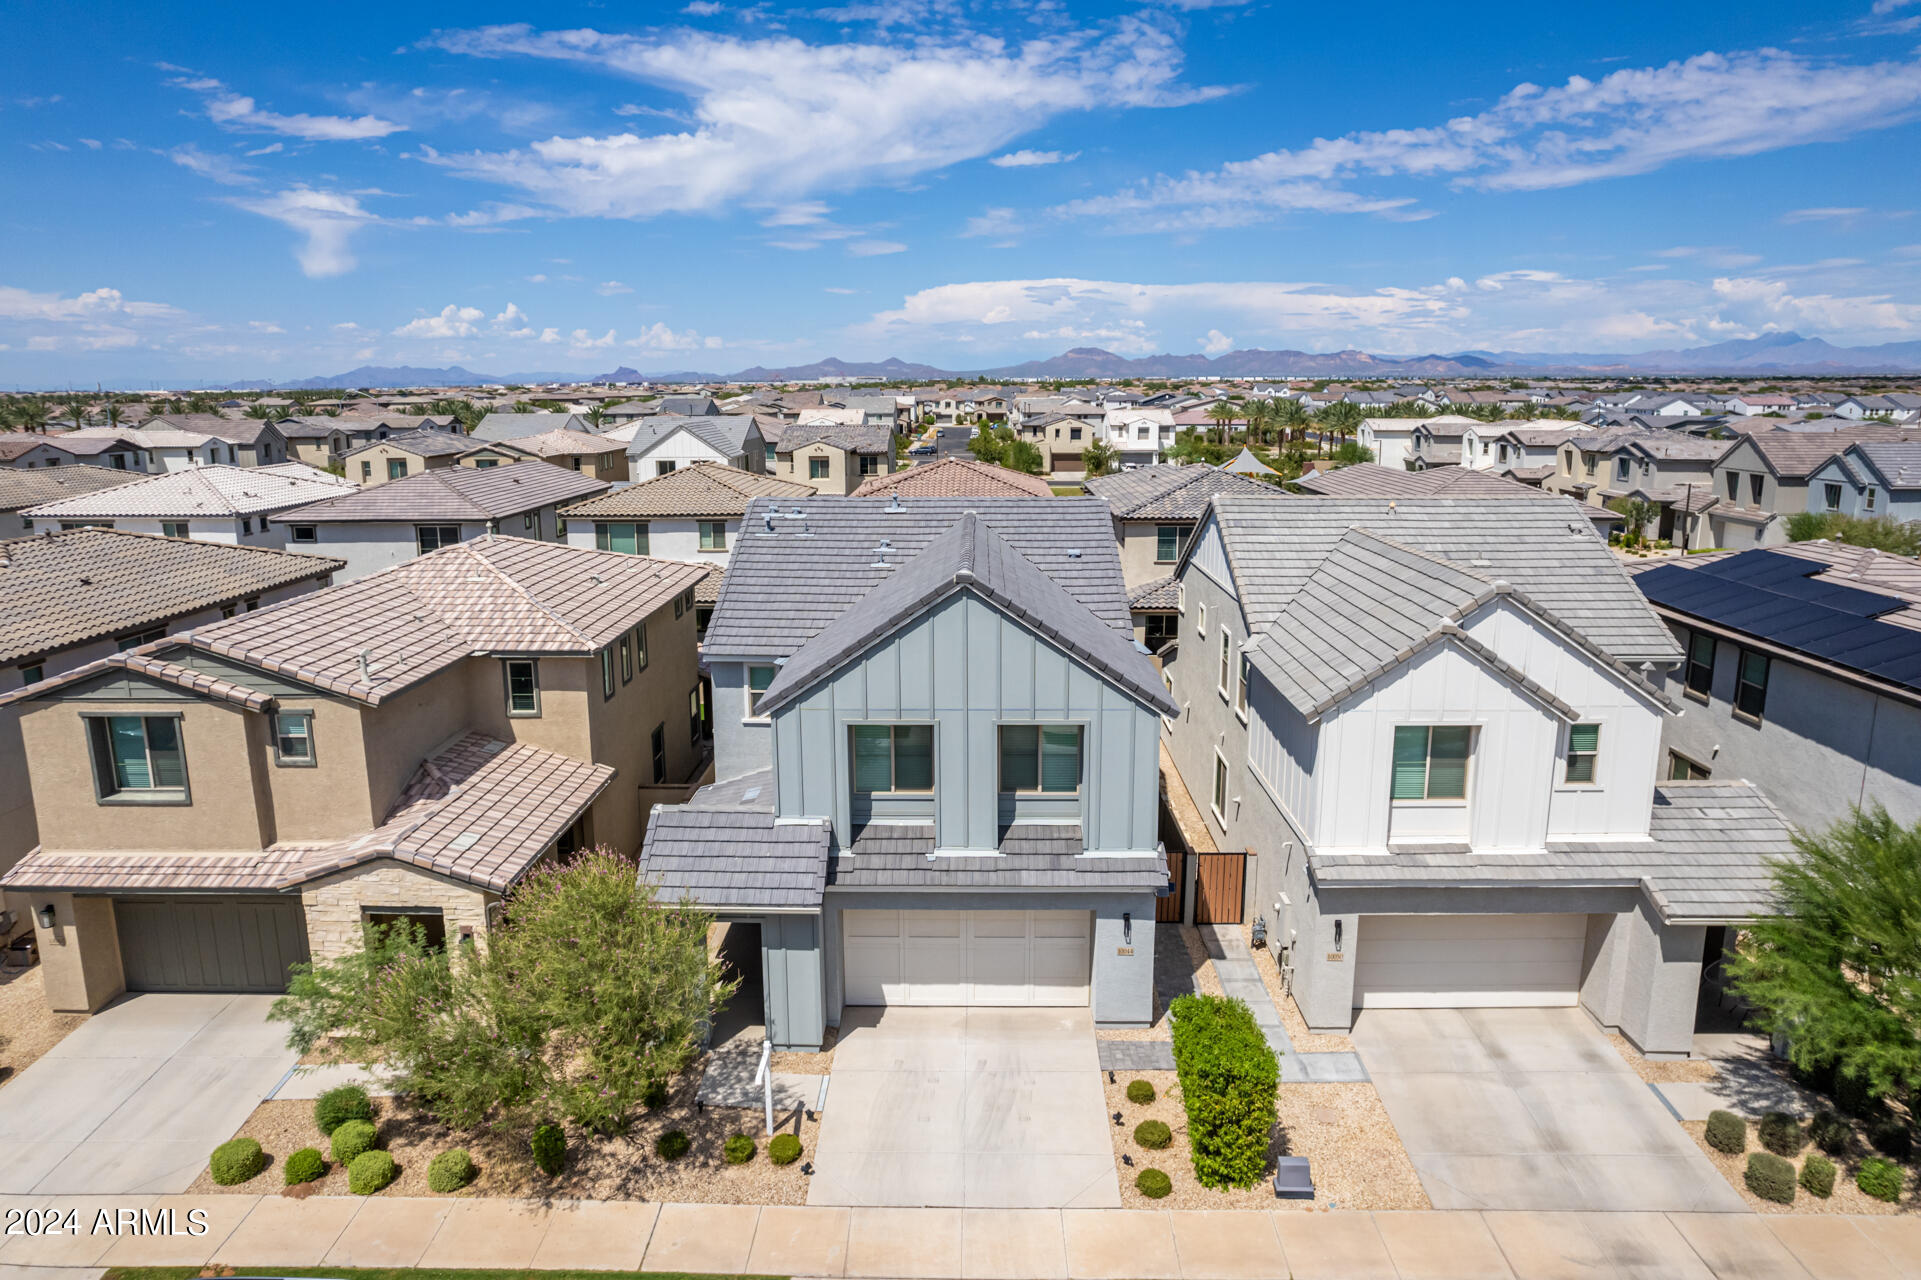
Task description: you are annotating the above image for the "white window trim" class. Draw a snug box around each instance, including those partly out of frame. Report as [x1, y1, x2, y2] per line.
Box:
[1210, 747, 1230, 827]
[1196, 602, 1208, 637]
[1557, 720, 1603, 789]
[744, 663, 778, 722]
[1217, 629, 1233, 702]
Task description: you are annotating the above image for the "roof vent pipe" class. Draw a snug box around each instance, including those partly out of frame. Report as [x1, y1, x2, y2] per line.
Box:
[357, 648, 373, 683]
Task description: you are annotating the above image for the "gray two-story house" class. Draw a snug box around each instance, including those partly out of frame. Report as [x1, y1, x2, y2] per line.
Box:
[640, 497, 1176, 1050]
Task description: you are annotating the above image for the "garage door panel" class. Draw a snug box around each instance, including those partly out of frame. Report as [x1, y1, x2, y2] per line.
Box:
[116, 898, 310, 994]
[1372, 914, 1586, 942]
[1354, 914, 1585, 1010]
[1364, 936, 1587, 965]
[843, 909, 1090, 1007]
[845, 910, 901, 939]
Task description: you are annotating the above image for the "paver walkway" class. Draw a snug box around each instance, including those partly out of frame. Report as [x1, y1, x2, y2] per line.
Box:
[4, 1191, 1918, 1277]
[1202, 924, 1370, 1084]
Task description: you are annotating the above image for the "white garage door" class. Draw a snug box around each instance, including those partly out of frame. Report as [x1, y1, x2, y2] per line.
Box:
[1352, 914, 1586, 1009]
[843, 909, 1090, 1007]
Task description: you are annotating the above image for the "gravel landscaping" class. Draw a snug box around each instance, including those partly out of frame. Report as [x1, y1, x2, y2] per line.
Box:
[1683, 1111, 1917, 1215]
[1606, 1033, 1719, 1083]
[0, 966, 85, 1087]
[1097, 924, 1221, 1042]
[1240, 922, 1352, 1054]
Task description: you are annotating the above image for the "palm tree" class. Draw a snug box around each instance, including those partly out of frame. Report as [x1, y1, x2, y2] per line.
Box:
[1316, 401, 1363, 455]
[1272, 398, 1308, 448]
[106, 402, 123, 428]
[584, 404, 608, 431]
[1205, 400, 1239, 448]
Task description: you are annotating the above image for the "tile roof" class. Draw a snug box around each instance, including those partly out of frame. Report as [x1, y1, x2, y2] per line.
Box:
[503, 428, 625, 459]
[558, 462, 813, 519]
[1849, 441, 1921, 489]
[339, 427, 506, 460]
[280, 459, 607, 523]
[1082, 464, 1287, 519]
[471, 411, 590, 442]
[776, 422, 893, 456]
[1129, 575, 1180, 610]
[21, 463, 352, 519]
[146, 415, 280, 445]
[64, 426, 219, 450]
[639, 806, 831, 909]
[0, 528, 343, 666]
[850, 457, 1053, 498]
[1741, 427, 1921, 479]
[692, 562, 725, 605]
[0, 464, 143, 513]
[625, 415, 758, 459]
[830, 825, 1169, 888]
[1295, 463, 1546, 499]
[3, 433, 139, 459]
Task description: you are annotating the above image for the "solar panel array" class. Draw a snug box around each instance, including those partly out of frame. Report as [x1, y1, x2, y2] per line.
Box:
[1637, 549, 1921, 692]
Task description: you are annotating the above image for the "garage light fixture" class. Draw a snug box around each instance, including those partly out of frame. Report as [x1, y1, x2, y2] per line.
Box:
[1333, 920, 1343, 952]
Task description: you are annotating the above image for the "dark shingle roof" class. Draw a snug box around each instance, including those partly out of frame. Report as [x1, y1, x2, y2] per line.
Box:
[280, 459, 607, 523]
[1083, 464, 1284, 519]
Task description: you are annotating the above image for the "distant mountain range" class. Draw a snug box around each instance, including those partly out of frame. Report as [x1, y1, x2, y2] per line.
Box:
[215, 332, 1921, 389]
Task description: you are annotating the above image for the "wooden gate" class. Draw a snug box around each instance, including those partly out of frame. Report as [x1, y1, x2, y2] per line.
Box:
[1194, 851, 1246, 924]
[1157, 842, 1185, 923]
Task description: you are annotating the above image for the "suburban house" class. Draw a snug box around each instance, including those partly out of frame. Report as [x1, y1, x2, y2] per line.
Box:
[850, 456, 1053, 499]
[470, 411, 594, 442]
[275, 417, 354, 469]
[62, 426, 235, 471]
[1838, 393, 1921, 423]
[501, 428, 630, 482]
[274, 459, 607, 581]
[559, 461, 813, 569]
[0, 466, 141, 538]
[638, 497, 1176, 1050]
[20, 463, 355, 547]
[1806, 441, 1921, 522]
[626, 415, 769, 478]
[1082, 464, 1288, 593]
[1161, 493, 1796, 1058]
[1407, 419, 1473, 468]
[1358, 415, 1474, 470]
[0, 433, 148, 472]
[2, 535, 710, 1012]
[774, 423, 897, 495]
[1473, 425, 1593, 484]
[1630, 543, 1921, 832]
[1696, 429, 1910, 549]
[1544, 430, 1730, 542]
[342, 428, 532, 486]
[149, 415, 292, 467]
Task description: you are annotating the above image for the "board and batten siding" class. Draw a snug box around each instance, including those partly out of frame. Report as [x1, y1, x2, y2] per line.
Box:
[1187, 516, 1238, 601]
[771, 591, 1160, 853]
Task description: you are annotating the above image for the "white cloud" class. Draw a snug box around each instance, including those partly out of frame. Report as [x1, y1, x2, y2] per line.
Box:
[683, 0, 725, 12]
[1712, 275, 1921, 334]
[165, 144, 256, 186]
[248, 320, 285, 334]
[847, 239, 906, 256]
[1199, 328, 1234, 355]
[597, 280, 635, 295]
[0, 285, 186, 353]
[1783, 206, 1869, 223]
[990, 149, 1079, 167]
[526, 273, 548, 283]
[1653, 245, 1764, 268]
[540, 327, 561, 343]
[234, 188, 381, 277]
[569, 328, 619, 349]
[825, 286, 858, 294]
[960, 207, 1023, 240]
[180, 76, 404, 141]
[79, 138, 102, 150]
[626, 321, 722, 350]
[394, 304, 485, 338]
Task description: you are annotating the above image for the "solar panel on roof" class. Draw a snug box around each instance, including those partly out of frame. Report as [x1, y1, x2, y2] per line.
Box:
[1696, 549, 1905, 617]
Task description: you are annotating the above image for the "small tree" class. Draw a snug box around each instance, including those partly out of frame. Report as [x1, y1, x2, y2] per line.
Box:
[970, 426, 1006, 466]
[1081, 437, 1117, 478]
[1004, 439, 1045, 475]
[1329, 440, 1375, 467]
[1608, 497, 1660, 548]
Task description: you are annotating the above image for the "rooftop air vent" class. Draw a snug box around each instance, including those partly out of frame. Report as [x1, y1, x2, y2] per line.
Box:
[448, 832, 481, 852]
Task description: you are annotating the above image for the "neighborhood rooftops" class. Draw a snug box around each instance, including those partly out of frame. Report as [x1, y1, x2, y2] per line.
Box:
[21, 462, 352, 520]
[559, 462, 812, 520]
[776, 422, 894, 455]
[623, 414, 759, 459]
[278, 458, 607, 523]
[339, 427, 516, 460]
[1081, 463, 1285, 519]
[0, 464, 143, 513]
[470, 411, 591, 441]
[849, 456, 1053, 498]
[1295, 463, 1545, 499]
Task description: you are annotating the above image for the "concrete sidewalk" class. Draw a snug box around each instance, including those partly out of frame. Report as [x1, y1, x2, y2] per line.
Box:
[4, 1191, 1920, 1277]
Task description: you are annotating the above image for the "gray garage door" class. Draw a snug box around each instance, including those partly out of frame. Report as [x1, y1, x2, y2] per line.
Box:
[114, 896, 311, 993]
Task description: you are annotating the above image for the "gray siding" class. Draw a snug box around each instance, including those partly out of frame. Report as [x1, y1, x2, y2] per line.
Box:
[761, 912, 825, 1051]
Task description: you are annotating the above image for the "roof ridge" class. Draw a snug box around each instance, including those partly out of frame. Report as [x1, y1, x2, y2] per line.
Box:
[444, 538, 596, 649]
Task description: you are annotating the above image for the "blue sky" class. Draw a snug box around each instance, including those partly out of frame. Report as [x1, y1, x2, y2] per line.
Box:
[4, 0, 1920, 385]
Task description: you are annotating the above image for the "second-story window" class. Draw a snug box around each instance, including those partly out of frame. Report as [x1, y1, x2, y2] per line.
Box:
[595, 522, 649, 554]
[1825, 483, 1843, 512]
[1217, 631, 1232, 699]
[162, 521, 189, 539]
[601, 647, 617, 698]
[504, 659, 540, 716]
[999, 725, 1082, 793]
[273, 711, 316, 766]
[1391, 725, 1471, 802]
[1749, 474, 1764, 505]
[859, 455, 882, 476]
[699, 521, 728, 551]
[1683, 630, 1715, 700]
[809, 456, 830, 480]
[652, 724, 667, 783]
[635, 622, 649, 671]
[388, 458, 408, 480]
[747, 664, 776, 717]
[416, 524, 460, 554]
[1564, 723, 1600, 785]
[620, 633, 633, 683]
[87, 714, 188, 802]
[1236, 654, 1250, 717]
[1615, 457, 1630, 484]
[1155, 524, 1189, 563]
[1734, 648, 1770, 722]
[852, 724, 934, 793]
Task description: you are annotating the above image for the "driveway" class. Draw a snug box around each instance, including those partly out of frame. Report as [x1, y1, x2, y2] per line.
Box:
[0, 993, 295, 1194]
[808, 1006, 1120, 1209]
[1353, 1006, 1745, 1213]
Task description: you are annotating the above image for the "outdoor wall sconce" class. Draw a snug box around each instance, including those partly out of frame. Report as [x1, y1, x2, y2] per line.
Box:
[1122, 912, 1132, 945]
[35, 904, 55, 930]
[1333, 920, 1343, 952]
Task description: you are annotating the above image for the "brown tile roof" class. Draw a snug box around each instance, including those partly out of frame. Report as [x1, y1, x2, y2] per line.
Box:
[559, 463, 812, 519]
[281, 459, 608, 523]
[1295, 463, 1544, 499]
[1742, 426, 1921, 479]
[21, 463, 352, 519]
[504, 428, 625, 460]
[692, 562, 725, 605]
[338, 427, 512, 461]
[776, 423, 894, 455]
[850, 457, 1053, 498]
[0, 464, 144, 513]
[0, 528, 344, 666]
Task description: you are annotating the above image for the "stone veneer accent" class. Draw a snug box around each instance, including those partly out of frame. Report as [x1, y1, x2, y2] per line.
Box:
[299, 862, 495, 960]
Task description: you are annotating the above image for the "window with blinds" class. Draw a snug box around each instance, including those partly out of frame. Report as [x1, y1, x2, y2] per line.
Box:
[850, 725, 935, 793]
[595, 522, 650, 554]
[1564, 723, 1600, 784]
[88, 715, 188, 800]
[998, 725, 1083, 793]
[747, 665, 776, 717]
[1391, 725, 1471, 801]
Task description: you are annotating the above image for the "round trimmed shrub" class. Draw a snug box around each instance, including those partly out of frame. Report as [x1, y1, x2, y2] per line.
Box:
[1744, 1151, 1796, 1204]
[282, 1147, 326, 1186]
[655, 1129, 691, 1161]
[1758, 1111, 1804, 1157]
[1870, 1118, 1913, 1162]
[348, 1149, 397, 1196]
[330, 1119, 378, 1166]
[1859, 1156, 1904, 1203]
[1800, 1154, 1836, 1199]
[1135, 1168, 1173, 1199]
[1809, 1110, 1852, 1156]
[1126, 1079, 1156, 1105]
[313, 1084, 374, 1137]
[1704, 1110, 1747, 1155]
[1134, 1119, 1173, 1150]
[209, 1137, 266, 1186]
[428, 1148, 476, 1194]
[724, 1134, 756, 1165]
[532, 1123, 566, 1177]
[642, 1078, 671, 1109]
[769, 1133, 803, 1166]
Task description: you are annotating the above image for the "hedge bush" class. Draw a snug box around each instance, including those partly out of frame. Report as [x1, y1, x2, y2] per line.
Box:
[724, 1134, 755, 1165]
[1704, 1110, 1747, 1155]
[1168, 994, 1278, 1190]
[1758, 1111, 1804, 1157]
[313, 1085, 374, 1137]
[348, 1149, 397, 1195]
[1836, 1068, 1887, 1121]
[532, 1123, 566, 1177]
[1800, 1154, 1836, 1199]
[330, 1119, 378, 1166]
[769, 1133, 802, 1166]
[1744, 1151, 1796, 1204]
[1126, 1080, 1156, 1105]
[655, 1130, 691, 1160]
[209, 1137, 266, 1186]
[283, 1147, 326, 1186]
[1859, 1156, 1904, 1202]
[428, 1148, 476, 1193]
[1134, 1120, 1172, 1150]
[1135, 1168, 1173, 1199]
[1809, 1110, 1852, 1156]
[1871, 1119, 1913, 1162]
[642, 1078, 671, 1109]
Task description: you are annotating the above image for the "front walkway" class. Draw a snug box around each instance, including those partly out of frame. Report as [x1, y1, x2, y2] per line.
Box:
[5, 1190, 1918, 1278]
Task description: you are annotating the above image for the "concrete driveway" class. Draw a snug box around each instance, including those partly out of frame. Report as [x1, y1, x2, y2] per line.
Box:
[1353, 1007, 1745, 1213]
[0, 993, 295, 1195]
[808, 1006, 1119, 1209]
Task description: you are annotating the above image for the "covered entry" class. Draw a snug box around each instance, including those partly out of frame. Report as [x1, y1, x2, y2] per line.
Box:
[114, 896, 310, 993]
[843, 908, 1090, 1006]
[1352, 913, 1586, 1009]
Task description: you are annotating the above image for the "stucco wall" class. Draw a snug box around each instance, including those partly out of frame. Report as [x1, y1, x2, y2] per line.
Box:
[33, 893, 126, 1012]
[563, 516, 741, 569]
[300, 862, 495, 960]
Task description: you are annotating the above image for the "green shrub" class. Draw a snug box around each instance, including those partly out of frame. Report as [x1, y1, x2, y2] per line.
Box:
[724, 1134, 755, 1165]
[642, 1077, 671, 1109]
[769, 1133, 802, 1166]
[1809, 1110, 1852, 1156]
[1126, 1079, 1156, 1105]
[209, 1137, 266, 1186]
[1800, 1154, 1836, 1199]
[655, 1129, 691, 1160]
[1859, 1156, 1904, 1202]
[1744, 1151, 1796, 1204]
[532, 1123, 566, 1177]
[1134, 1119, 1173, 1150]
[313, 1085, 374, 1136]
[1704, 1110, 1747, 1155]
[282, 1147, 326, 1186]
[1870, 1118, 1913, 1161]
[1135, 1168, 1173, 1199]
[1168, 994, 1278, 1190]
[348, 1149, 397, 1195]
[330, 1119, 378, 1165]
[1758, 1111, 1804, 1157]
[427, 1148, 475, 1193]
[1836, 1068, 1887, 1120]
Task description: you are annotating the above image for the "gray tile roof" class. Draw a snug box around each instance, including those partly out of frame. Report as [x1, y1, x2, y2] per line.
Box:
[777, 423, 894, 456]
[829, 825, 1168, 889]
[280, 459, 607, 523]
[559, 463, 812, 519]
[339, 427, 508, 460]
[471, 411, 591, 442]
[1296, 463, 1542, 499]
[625, 415, 757, 460]
[1850, 441, 1921, 490]
[1083, 464, 1285, 519]
[0, 465, 142, 513]
[639, 807, 831, 909]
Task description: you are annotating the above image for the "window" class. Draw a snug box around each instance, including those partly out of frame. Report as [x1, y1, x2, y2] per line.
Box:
[998, 725, 1082, 793]
[859, 455, 881, 476]
[594, 522, 649, 555]
[747, 664, 776, 717]
[1212, 750, 1229, 819]
[619, 633, 633, 683]
[244, 597, 259, 612]
[1196, 602, 1208, 636]
[524, 513, 536, 531]
[473, 457, 498, 469]
[635, 622, 648, 671]
[1218, 630, 1232, 700]
[601, 647, 617, 698]
[161, 521, 189, 539]
[1615, 457, 1630, 483]
[852, 724, 936, 793]
[504, 659, 540, 716]
[290, 524, 317, 543]
[416, 524, 460, 554]
[362, 907, 446, 951]
[1668, 750, 1711, 781]
[1155, 524, 1190, 563]
[273, 711, 315, 766]
[1236, 654, 1250, 717]
[809, 456, 830, 480]
[1684, 629, 1715, 700]
[360, 460, 372, 481]
[699, 521, 728, 551]
[1749, 473, 1764, 505]
[651, 724, 667, 783]
[765, 441, 777, 467]
[240, 517, 253, 536]
[656, 460, 677, 476]
[387, 458, 408, 480]
[1724, 472, 1739, 501]
[1867, 487, 1879, 512]
[1143, 612, 1176, 652]
[1390, 725, 1472, 801]
[19, 663, 44, 685]
[1584, 454, 1597, 478]
[689, 686, 703, 743]
[87, 715, 187, 801]
[696, 606, 713, 642]
[1734, 648, 1769, 721]
[1824, 482, 1843, 512]
[116, 627, 165, 651]
[1564, 723, 1600, 785]
[1069, 427, 1083, 442]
